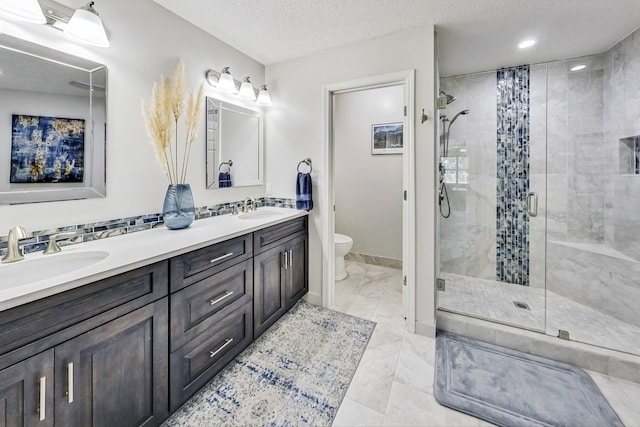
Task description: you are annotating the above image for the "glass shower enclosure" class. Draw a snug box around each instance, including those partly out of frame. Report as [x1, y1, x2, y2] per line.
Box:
[437, 35, 640, 357]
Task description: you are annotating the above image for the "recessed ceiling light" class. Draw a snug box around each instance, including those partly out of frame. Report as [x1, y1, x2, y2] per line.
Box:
[460, 149, 468, 152]
[570, 64, 586, 72]
[518, 39, 536, 49]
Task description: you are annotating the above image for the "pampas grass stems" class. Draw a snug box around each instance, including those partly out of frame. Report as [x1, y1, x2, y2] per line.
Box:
[142, 60, 201, 185]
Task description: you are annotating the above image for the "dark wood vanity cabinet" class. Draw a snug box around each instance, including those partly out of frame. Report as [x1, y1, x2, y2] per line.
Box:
[0, 350, 54, 427]
[0, 215, 308, 426]
[0, 262, 169, 427]
[253, 218, 308, 338]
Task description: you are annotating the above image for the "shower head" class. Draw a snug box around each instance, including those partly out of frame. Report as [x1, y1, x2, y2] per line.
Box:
[439, 90, 456, 105]
[449, 109, 470, 124]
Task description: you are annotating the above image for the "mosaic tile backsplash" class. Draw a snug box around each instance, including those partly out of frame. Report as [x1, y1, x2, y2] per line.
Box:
[496, 65, 530, 286]
[0, 197, 295, 258]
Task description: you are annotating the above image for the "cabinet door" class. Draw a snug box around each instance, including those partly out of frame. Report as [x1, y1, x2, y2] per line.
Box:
[253, 244, 286, 338]
[285, 234, 308, 309]
[54, 299, 169, 427]
[0, 350, 53, 427]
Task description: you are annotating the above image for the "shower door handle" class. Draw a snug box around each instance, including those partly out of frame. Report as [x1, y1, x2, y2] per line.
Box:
[527, 192, 538, 217]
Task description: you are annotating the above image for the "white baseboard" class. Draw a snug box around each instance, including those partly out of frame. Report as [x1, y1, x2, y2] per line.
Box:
[414, 321, 436, 338]
[303, 291, 322, 306]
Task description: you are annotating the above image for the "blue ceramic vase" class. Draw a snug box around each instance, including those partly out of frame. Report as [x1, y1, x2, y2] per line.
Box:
[162, 184, 195, 230]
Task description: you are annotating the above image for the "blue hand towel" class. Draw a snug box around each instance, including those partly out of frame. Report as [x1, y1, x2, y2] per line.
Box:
[296, 172, 313, 211]
[218, 172, 232, 188]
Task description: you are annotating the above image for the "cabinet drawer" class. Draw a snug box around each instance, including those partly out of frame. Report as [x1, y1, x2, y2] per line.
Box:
[170, 259, 253, 351]
[253, 217, 307, 254]
[169, 300, 252, 411]
[0, 261, 168, 368]
[170, 234, 252, 292]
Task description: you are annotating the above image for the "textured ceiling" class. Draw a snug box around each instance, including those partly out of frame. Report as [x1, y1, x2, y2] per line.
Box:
[153, 0, 640, 76]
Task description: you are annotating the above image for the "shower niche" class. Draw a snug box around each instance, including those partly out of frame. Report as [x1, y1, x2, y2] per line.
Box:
[619, 135, 640, 175]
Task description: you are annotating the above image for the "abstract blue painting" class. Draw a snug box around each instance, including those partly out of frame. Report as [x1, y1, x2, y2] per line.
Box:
[10, 114, 85, 183]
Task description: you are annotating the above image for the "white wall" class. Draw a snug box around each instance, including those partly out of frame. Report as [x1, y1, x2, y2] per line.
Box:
[334, 86, 403, 260]
[265, 25, 437, 332]
[0, 0, 266, 232]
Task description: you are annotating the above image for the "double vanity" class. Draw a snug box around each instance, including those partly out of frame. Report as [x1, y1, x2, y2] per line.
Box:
[0, 208, 308, 426]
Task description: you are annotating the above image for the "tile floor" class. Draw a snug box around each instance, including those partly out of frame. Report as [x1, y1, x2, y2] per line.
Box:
[330, 260, 640, 426]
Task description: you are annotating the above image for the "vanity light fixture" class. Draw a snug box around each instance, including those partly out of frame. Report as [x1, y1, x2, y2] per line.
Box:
[0, 0, 46, 24]
[256, 85, 272, 106]
[238, 77, 256, 101]
[63, 1, 109, 48]
[206, 68, 272, 106]
[570, 64, 586, 72]
[0, 0, 111, 48]
[518, 39, 536, 49]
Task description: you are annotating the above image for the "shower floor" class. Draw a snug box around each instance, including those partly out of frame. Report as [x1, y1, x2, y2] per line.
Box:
[438, 272, 640, 356]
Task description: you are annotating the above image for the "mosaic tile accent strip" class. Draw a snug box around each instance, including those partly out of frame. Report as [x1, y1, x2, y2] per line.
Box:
[0, 197, 296, 258]
[496, 65, 530, 286]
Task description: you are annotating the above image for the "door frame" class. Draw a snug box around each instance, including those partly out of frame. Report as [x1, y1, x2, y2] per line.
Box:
[322, 70, 416, 332]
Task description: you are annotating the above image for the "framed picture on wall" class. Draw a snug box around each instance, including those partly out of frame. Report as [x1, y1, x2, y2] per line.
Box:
[371, 122, 403, 154]
[9, 114, 85, 183]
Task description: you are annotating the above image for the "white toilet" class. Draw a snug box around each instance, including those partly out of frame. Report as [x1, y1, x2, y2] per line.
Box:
[334, 233, 354, 281]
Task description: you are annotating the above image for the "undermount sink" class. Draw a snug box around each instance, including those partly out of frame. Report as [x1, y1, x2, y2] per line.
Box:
[0, 251, 109, 290]
[237, 209, 286, 220]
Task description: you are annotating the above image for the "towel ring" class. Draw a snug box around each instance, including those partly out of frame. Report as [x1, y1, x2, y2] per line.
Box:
[218, 160, 233, 172]
[297, 158, 312, 173]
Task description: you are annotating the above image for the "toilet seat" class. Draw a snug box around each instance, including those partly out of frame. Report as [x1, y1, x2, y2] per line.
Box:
[335, 233, 353, 246]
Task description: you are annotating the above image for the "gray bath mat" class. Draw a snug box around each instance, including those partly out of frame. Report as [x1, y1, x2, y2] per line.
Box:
[434, 331, 623, 427]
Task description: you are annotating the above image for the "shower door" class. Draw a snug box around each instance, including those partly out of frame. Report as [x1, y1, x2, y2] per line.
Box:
[437, 65, 548, 333]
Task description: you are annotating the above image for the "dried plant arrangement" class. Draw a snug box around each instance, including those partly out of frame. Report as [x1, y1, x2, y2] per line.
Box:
[142, 60, 204, 184]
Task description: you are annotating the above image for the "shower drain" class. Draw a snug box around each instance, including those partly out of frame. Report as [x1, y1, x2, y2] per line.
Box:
[513, 301, 531, 310]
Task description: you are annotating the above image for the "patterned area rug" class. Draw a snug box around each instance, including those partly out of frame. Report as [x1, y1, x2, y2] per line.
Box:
[164, 301, 376, 427]
[435, 331, 624, 427]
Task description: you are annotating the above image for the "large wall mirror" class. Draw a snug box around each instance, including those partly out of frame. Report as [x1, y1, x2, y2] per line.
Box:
[0, 34, 107, 204]
[206, 97, 263, 189]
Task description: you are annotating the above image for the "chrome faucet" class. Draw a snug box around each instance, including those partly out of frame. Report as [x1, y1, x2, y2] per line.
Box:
[242, 196, 256, 213]
[1, 226, 29, 263]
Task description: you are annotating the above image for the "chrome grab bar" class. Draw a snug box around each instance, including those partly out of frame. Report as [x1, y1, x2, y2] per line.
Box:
[527, 192, 538, 217]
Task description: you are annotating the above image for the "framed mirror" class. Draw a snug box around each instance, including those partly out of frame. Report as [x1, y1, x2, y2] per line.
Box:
[206, 97, 263, 189]
[0, 34, 107, 204]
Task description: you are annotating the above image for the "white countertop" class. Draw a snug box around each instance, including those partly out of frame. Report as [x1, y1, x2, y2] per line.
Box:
[0, 208, 308, 312]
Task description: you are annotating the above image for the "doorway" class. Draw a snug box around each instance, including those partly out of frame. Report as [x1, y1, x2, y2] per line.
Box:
[322, 71, 416, 332]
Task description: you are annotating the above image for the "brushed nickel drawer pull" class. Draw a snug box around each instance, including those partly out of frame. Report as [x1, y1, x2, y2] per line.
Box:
[283, 251, 288, 269]
[39, 376, 46, 421]
[209, 338, 234, 358]
[210, 252, 234, 263]
[210, 291, 234, 306]
[67, 362, 74, 403]
[289, 249, 293, 267]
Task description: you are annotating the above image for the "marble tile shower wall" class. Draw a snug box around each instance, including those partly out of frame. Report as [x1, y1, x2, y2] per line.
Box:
[0, 197, 295, 258]
[439, 72, 498, 282]
[604, 26, 640, 262]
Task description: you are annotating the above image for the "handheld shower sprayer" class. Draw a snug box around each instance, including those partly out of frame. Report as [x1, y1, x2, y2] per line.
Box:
[438, 108, 470, 219]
